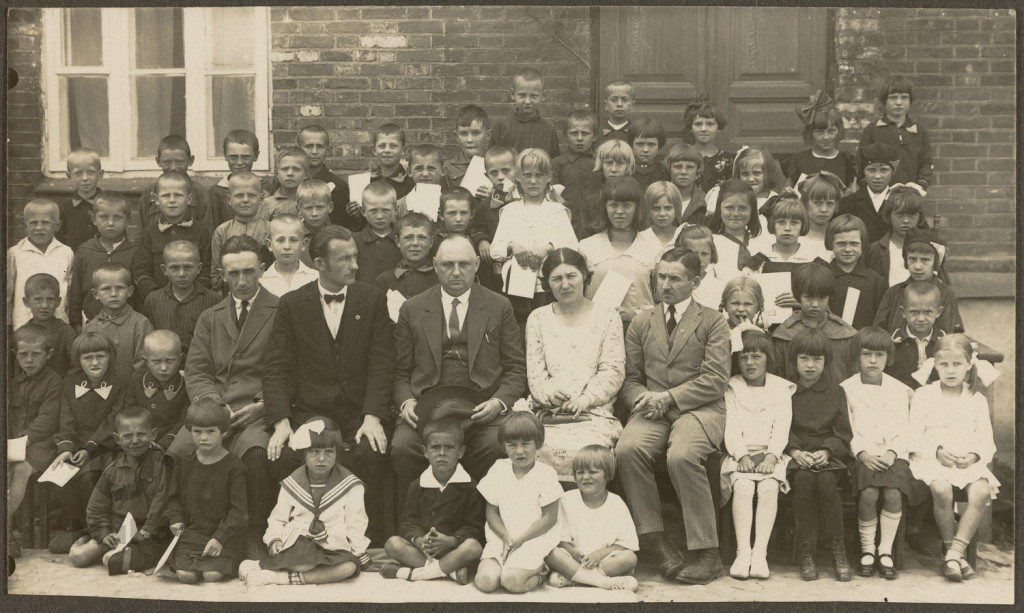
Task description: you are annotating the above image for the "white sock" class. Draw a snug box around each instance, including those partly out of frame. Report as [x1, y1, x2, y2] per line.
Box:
[732, 480, 756, 555]
[858, 517, 878, 555]
[753, 480, 779, 554]
[572, 566, 611, 589]
[410, 559, 445, 581]
[877, 510, 902, 557]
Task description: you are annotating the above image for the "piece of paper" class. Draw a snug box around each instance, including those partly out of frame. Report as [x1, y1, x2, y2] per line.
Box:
[551, 183, 566, 197]
[460, 156, 491, 195]
[8, 436, 27, 462]
[149, 533, 180, 576]
[386, 289, 406, 324]
[591, 269, 632, 309]
[502, 260, 538, 299]
[348, 172, 372, 206]
[38, 462, 80, 487]
[756, 272, 793, 326]
[840, 286, 861, 327]
[109, 513, 139, 555]
[405, 183, 442, 221]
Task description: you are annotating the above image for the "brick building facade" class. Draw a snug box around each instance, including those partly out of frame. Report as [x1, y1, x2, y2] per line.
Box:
[5, 6, 1015, 289]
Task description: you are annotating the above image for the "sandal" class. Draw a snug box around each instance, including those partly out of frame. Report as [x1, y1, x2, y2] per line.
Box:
[858, 552, 875, 577]
[957, 557, 976, 580]
[876, 553, 896, 580]
[942, 558, 963, 582]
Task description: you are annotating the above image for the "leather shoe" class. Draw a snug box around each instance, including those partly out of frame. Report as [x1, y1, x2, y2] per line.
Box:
[640, 532, 686, 580]
[675, 548, 723, 585]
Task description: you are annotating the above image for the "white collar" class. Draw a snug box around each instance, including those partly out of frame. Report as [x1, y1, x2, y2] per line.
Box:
[663, 297, 692, 317]
[607, 120, 629, 130]
[265, 260, 314, 279]
[419, 463, 472, 491]
[441, 287, 470, 306]
[318, 280, 347, 299]
[232, 288, 260, 308]
[19, 238, 61, 255]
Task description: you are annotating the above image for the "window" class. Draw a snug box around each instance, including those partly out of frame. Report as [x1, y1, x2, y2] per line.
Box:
[43, 7, 270, 174]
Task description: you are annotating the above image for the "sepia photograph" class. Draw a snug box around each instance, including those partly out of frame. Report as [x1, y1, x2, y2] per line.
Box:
[3, 3, 1016, 607]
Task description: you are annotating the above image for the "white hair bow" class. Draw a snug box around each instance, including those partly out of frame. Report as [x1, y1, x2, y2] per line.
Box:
[889, 182, 927, 197]
[289, 419, 326, 451]
[911, 354, 1000, 387]
[730, 319, 764, 354]
[732, 145, 750, 167]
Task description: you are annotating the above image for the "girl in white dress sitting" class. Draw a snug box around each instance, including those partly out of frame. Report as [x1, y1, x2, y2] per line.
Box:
[475, 412, 563, 594]
[721, 329, 793, 579]
[909, 334, 1000, 582]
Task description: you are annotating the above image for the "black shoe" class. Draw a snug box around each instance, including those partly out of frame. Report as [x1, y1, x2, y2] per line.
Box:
[858, 552, 875, 577]
[877, 553, 896, 580]
[830, 537, 852, 582]
[640, 532, 686, 580]
[797, 540, 818, 581]
[675, 548, 723, 585]
[48, 531, 75, 554]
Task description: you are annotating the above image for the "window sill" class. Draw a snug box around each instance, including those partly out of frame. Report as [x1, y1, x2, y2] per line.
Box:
[33, 176, 155, 199]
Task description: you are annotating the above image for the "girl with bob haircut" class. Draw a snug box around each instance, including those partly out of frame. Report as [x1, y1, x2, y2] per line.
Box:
[745, 195, 820, 274]
[707, 179, 762, 273]
[640, 181, 686, 248]
[661, 144, 708, 225]
[797, 171, 845, 259]
[675, 224, 725, 309]
[682, 95, 733, 192]
[593, 139, 637, 179]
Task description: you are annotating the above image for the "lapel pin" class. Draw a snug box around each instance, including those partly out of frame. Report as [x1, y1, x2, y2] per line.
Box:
[355, 314, 361, 321]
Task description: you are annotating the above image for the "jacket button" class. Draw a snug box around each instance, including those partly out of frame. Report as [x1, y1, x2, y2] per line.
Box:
[150, 403, 157, 409]
[430, 510, 437, 516]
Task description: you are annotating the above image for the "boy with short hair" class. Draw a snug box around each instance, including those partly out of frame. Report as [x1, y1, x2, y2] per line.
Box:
[21, 273, 76, 377]
[826, 215, 887, 330]
[598, 80, 636, 144]
[467, 146, 519, 292]
[369, 123, 417, 199]
[443, 105, 492, 185]
[209, 129, 272, 227]
[490, 69, 560, 158]
[552, 111, 602, 238]
[375, 212, 439, 298]
[629, 116, 670, 191]
[295, 124, 356, 229]
[354, 182, 402, 284]
[8, 198, 74, 329]
[873, 229, 962, 334]
[438, 187, 480, 241]
[83, 263, 155, 383]
[398, 144, 447, 219]
[138, 135, 214, 235]
[131, 331, 189, 451]
[142, 241, 220, 355]
[212, 172, 272, 288]
[259, 215, 319, 297]
[296, 179, 335, 267]
[69, 192, 149, 329]
[886, 282, 946, 390]
[69, 406, 172, 574]
[382, 418, 485, 584]
[662, 144, 708, 225]
[257, 147, 309, 222]
[138, 171, 213, 290]
[57, 148, 102, 250]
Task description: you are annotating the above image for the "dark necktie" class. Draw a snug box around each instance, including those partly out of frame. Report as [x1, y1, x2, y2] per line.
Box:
[237, 299, 250, 330]
[666, 304, 677, 340]
[449, 298, 461, 339]
[324, 293, 345, 304]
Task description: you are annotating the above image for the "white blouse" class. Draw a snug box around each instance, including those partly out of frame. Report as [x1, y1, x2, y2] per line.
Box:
[723, 373, 795, 460]
[578, 232, 662, 313]
[909, 382, 996, 463]
[841, 373, 914, 459]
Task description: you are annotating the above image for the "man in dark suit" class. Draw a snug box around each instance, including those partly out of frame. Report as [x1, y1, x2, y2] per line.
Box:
[262, 224, 395, 544]
[391, 235, 527, 501]
[615, 248, 731, 585]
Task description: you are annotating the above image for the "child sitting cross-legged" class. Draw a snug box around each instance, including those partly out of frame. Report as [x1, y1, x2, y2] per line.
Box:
[240, 417, 370, 587]
[381, 418, 485, 585]
[68, 406, 172, 574]
[544, 445, 639, 592]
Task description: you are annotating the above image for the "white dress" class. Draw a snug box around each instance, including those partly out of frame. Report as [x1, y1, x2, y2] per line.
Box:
[526, 304, 625, 481]
[720, 374, 794, 499]
[578, 232, 662, 314]
[477, 459, 564, 569]
[557, 490, 639, 556]
[841, 374, 913, 461]
[488, 198, 578, 293]
[908, 382, 1000, 498]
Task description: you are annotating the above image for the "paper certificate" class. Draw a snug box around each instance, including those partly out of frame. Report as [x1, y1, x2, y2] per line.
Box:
[386, 289, 406, 323]
[150, 533, 181, 576]
[460, 156, 491, 195]
[502, 260, 538, 299]
[756, 272, 793, 326]
[8, 436, 28, 462]
[109, 513, 138, 555]
[405, 183, 442, 220]
[840, 287, 861, 327]
[38, 462, 80, 487]
[348, 172, 372, 206]
[592, 270, 633, 309]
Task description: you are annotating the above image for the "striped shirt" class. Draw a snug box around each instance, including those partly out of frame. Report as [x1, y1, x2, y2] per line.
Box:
[142, 283, 221, 354]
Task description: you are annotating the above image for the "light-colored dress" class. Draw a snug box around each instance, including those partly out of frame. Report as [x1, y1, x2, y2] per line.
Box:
[712, 233, 747, 273]
[720, 374, 794, 499]
[841, 373, 917, 496]
[526, 303, 625, 480]
[638, 226, 675, 252]
[579, 232, 662, 315]
[908, 382, 1000, 498]
[557, 490, 639, 556]
[692, 263, 727, 311]
[477, 459, 563, 569]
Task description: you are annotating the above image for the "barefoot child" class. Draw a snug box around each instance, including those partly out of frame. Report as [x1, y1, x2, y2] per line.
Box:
[545, 445, 639, 591]
[382, 418, 485, 584]
[475, 412, 563, 594]
[166, 399, 248, 583]
[240, 417, 369, 586]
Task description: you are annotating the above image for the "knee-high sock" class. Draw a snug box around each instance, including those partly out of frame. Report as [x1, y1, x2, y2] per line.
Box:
[877, 509, 902, 556]
[859, 516, 878, 554]
[753, 480, 779, 553]
[732, 480, 756, 554]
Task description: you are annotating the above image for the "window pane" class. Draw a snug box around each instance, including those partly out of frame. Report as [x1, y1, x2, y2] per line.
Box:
[133, 76, 186, 159]
[134, 8, 184, 69]
[62, 9, 102, 67]
[59, 77, 109, 157]
[208, 76, 255, 158]
[206, 8, 254, 70]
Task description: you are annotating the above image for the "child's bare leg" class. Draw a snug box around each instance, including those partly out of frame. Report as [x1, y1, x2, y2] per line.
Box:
[858, 486, 879, 520]
[474, 558, 502, 592]
[68, 538, 106, 567]
[500, 566, 545, 593]
[953, 479, 991, 544]
[384, 535, 428, 568]
[201, 571, 225, 582]
[298, 561, 358, 584]
[176, 569, 200, 584]
[599, 550, 638, 577]
[882, 487, 902, 513]
[545, 545, 581, 579]
[929, 480, 956, 542]
[7, 462, 33, 520]
[438, 539, 483, 575]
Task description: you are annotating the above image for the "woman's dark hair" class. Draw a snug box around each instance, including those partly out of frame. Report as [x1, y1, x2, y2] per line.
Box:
[540, 248, 592, 292]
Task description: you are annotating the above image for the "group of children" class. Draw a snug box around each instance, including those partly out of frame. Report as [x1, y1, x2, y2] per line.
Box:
[6, 65, 999, 592]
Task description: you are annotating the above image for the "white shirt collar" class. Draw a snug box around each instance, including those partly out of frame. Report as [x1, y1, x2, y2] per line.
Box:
[419, 463, 472, 492]
[318, 280, 347, 299]
[264, 260, 315, 279]
[232, 288, 260, 309]
[19, 238, 62, 256]
[441, 286, 470, 306]
[607, 120, 629, 130]
[663, 297, 692, 318]
[869, 186, 889, 212]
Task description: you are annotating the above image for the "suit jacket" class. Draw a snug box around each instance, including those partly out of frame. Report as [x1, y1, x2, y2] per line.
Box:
[263, 280, 395, 432]
[185, 288, 279, 412]
[620, 300, 731, 439]
[394, 284, 526, 410]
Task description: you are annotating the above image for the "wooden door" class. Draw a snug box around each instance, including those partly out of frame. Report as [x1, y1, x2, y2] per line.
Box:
[599, 7, 830, 154]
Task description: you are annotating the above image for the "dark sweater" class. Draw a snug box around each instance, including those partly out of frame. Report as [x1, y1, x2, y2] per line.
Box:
[786, 376, 853, 464]
[400, 472, 486, 545]
[491, 109, 561, 158]
[68, 236, 150, 325]
[828, 259, 888, 330]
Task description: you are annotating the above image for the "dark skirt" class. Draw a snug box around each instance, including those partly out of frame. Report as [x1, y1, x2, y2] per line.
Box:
[260, 536, 361, 574]
[168, 530, 241, 577]
[852, 458, 916, 500]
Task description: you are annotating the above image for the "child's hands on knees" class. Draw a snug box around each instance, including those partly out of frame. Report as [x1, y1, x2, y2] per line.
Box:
[202, 538, 223, 557]
[170, 522, 184, 537]
[755, 453, 778, 474]
[791, 450, 815, 469]
[101, 534, 120, 549]
[268, 539, 283, 557]
[935, 446, 958, 468]
[858, 451, 888, 472]
[813, 449, 831, 468]
[736, 455, 757, 473]
[955, 453, 980, 469]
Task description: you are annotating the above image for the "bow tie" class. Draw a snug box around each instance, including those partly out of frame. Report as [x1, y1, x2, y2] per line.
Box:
[76, 382, 113, 399]
[323, 293, 345, 304]
[157, 218, 194, 232]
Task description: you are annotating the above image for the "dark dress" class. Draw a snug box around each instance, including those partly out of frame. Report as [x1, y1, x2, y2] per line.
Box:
[782, 149, 857, 187]
[166, 450, 249, 576]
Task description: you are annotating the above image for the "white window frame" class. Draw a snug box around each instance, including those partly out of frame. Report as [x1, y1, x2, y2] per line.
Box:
[43, 7, 271, 176]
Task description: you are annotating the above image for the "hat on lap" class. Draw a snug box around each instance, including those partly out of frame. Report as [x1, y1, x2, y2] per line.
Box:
[414, 385, 489, 436]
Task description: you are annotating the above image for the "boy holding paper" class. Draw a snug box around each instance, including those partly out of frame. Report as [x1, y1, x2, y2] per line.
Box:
[375, 213, 439, 299]
[69, 406, 172, 574]
[399, 144, 447, 220]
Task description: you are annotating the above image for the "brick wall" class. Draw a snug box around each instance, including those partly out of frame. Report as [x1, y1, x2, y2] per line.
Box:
[269, 5, 593, 173]
[833, 7, 1016, 275]
[6, 8, 44, 230]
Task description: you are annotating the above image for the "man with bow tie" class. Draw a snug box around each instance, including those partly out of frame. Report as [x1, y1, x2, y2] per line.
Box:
[615, 248, 731, 585]
[262, 224, 395, 546]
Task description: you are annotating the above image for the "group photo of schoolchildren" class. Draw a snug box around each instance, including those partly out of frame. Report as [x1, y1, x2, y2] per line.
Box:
[4, 4, 1014, 605]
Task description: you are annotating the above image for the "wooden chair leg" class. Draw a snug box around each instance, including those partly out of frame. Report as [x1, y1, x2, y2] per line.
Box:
[21, 480, 35, 548]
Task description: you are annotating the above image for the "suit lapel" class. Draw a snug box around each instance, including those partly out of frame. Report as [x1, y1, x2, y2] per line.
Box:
[651, 307, 671, 357]
[466, 290, 486, 369]
[423, 288, 443, 367]
[668, 301, 702, 362]
[236, 291, 272, 351]
[339, 284, 361, 342]
[215, 299, 240, 343]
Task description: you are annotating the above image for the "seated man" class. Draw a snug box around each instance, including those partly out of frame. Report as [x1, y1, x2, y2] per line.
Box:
[615, 248, 731, 585]
[262, 225, 395, 547]
[391, 235, 526, 507]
